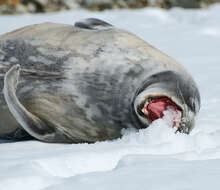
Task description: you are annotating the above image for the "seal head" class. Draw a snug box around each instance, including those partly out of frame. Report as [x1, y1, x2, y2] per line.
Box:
[133, 71, 200, 134]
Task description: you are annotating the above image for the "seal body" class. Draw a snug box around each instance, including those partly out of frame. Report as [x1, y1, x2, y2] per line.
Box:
[0, 19, 200, 143]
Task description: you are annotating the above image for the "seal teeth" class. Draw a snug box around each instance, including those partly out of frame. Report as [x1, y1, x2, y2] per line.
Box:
[141, 107, 148, 115]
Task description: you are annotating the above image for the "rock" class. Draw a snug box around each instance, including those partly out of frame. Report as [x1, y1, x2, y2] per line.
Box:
[25, 0, 80, 12]
[0, 0, 220, 14]
[80, 0, 148, 10]
[63, 0, 81, 9]
[120, 0, 148, 9]
[81, 0, 114, 10]
[169, 0, 199, 8]
[0, 0, 23, 14]
[0, 0, 20, 7]
[26, 3, 36, 13]
[148, 0, 199, 8]
[16, 4, 28, 13]
[200, 0, 220, 7]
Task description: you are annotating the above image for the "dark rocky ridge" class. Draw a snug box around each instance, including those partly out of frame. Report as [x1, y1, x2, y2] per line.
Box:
[0, 0, 220, 14]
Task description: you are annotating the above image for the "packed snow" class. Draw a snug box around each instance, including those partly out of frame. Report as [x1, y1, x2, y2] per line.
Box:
[1, 4, 220, 190]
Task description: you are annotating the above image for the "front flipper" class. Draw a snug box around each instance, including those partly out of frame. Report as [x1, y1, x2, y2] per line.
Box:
[3, 64, 70, 143]
[74, 18, 113, 30]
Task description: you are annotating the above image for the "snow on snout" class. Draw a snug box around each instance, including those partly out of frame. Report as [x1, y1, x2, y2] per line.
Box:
[162, 106, 182, 129]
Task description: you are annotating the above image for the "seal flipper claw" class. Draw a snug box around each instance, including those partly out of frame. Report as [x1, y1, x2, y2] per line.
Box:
[3, 64, 64, 143]
[74, 18, 113, 30]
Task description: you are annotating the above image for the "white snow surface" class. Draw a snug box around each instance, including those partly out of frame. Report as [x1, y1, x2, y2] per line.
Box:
[1, 4, 220, 190]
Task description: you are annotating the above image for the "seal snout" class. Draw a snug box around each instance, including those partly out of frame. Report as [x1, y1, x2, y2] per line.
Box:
[140, 96, 182, 129]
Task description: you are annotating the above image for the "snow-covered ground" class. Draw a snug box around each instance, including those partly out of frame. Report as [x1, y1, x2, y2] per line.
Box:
[1, 4, 220, 190]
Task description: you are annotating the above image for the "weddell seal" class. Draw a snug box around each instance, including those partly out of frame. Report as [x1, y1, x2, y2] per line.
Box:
[0, 18, 200, 143]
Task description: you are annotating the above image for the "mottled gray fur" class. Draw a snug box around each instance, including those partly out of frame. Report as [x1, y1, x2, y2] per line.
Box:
[0, 19, 200, 143]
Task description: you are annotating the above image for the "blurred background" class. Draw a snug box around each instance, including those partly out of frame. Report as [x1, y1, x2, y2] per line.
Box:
[0, 0, 220, 14]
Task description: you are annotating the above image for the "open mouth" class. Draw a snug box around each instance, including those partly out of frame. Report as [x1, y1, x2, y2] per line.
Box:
[138, 96, 183, 129]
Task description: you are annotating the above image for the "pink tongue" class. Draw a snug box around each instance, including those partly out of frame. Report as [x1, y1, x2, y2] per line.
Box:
[146, 97, 179, 121]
